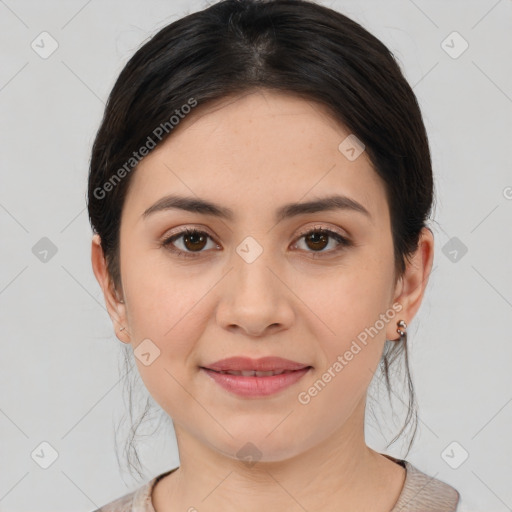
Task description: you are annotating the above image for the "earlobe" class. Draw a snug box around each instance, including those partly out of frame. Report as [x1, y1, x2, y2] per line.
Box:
[115, 324, 130, 344]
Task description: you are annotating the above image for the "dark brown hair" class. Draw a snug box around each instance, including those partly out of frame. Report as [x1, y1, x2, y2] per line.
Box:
[88, 0, 434, 478]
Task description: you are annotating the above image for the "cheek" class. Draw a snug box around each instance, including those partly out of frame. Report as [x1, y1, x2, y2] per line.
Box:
[122, 250, 204, 337]
[126, 284, 206, 415]
[301, 257, 393, 331]
[121, 276, 209, 415]
[298, 258, 393, 374]
[295, 273, 388, 428]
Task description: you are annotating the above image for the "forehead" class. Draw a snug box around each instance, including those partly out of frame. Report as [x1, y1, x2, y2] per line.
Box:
[122, 89, 388, 226]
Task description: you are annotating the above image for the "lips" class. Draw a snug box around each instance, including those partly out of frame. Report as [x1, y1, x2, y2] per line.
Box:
[200, 357, 312, 397]
[202, 356, 310, 373]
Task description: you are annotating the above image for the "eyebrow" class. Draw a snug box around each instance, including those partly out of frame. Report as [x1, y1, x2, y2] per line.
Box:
[142, 193, 372, 223]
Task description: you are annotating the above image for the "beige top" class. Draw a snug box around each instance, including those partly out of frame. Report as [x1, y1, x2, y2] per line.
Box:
[94, 455, 460, 512]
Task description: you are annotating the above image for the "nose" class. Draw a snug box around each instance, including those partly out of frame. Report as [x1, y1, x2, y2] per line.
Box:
[216, 248, 295, 338]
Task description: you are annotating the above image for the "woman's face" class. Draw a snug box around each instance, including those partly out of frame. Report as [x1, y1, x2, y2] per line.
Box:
[97, 89, 425, 463]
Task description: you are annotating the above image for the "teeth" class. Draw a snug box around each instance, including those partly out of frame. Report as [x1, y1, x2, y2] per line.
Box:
[219, 369, 293, 376]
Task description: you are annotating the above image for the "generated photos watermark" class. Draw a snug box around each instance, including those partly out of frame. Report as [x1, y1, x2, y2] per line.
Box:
[297, 301, 403, 405]
[93, 97, 198, 200]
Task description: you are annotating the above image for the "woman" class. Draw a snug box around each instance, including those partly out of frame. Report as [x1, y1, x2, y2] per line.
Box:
[88, 0, 461, 510]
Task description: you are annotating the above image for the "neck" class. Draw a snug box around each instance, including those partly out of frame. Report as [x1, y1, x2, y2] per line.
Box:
[152, 397, 405, 512]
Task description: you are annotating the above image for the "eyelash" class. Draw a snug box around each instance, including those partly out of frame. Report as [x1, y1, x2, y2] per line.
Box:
[160, 226, 351, 260]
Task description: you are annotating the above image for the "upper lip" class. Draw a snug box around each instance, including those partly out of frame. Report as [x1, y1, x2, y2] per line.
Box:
[202, 356, 310, 372]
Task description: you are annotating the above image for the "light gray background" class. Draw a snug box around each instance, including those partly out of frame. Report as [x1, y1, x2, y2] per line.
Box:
[0, 0, 511, 511]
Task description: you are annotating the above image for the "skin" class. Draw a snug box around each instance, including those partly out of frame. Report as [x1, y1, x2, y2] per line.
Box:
[91, 89, 434, 512]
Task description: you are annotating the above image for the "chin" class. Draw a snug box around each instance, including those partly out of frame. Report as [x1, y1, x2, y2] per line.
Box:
[207, 431, 313, 466]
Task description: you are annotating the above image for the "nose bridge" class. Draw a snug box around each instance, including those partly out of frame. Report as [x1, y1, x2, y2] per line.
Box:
[217, 232, 292, 336]
[233, 233, 277, 296]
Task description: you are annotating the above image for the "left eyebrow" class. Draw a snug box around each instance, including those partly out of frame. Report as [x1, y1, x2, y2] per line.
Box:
[141, 193, 372, 223]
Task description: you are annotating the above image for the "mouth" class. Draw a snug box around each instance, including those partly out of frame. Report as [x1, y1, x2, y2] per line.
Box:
[205, 369, 304, 377]
[202, 355, 311, 373]
[199, 356, 312, 397]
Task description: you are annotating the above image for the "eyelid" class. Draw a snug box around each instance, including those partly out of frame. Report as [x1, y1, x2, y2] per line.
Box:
[295, 223, 348, 240]
[162, 224, 217, 241]
[161, 222, 348, 242]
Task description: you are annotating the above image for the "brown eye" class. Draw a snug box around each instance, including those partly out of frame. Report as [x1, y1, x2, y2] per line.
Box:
[181, 230, 208, 251]
[304, 231, 330, 251]
[161, 228, 217, 258]
[294, 227, 351, 257]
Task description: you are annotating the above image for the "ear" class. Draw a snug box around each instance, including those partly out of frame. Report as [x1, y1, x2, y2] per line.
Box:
[91, 234, 129, 343]
[386, 227, 435, 341]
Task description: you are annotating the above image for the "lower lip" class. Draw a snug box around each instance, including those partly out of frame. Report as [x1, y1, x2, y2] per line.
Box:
[201, 367, 311, 397]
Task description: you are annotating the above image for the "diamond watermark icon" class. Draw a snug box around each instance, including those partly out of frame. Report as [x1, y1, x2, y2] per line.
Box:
[441, 31, 469, 59]
[31, 441, 59, 469]
[236, 442, 262, 468]
[134, 338, 161, 366]
[236, 236, 263, 264]
[442, 237, 468, 263]
[32, 237, 58, 263]
[338, 134, 365, 161]
[441, 441, 469, 469]
[31, 31, 59, 59]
